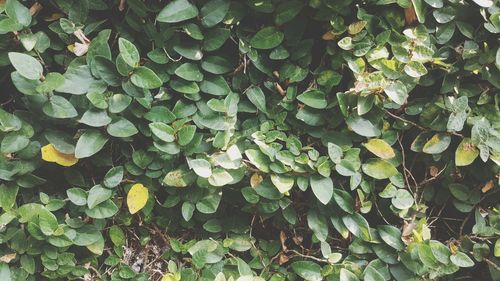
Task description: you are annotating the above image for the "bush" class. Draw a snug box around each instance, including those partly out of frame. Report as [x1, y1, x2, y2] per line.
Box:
[0, 0, 499, 280]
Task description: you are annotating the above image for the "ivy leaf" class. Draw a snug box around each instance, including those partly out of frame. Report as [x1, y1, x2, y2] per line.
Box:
[118, 38, 140, 67]
[75, 129, 109, 159]
[5, 0, 31, 26]
[200, 0, 230, 28]
[332, 189, 355, 214]
[156, 0, 199, 23]
[310, 175, 333, 205]
[107, 117, 138, 138]
[378, 225, 404, 251]
[127, 183, 149, 214]
[188, 158, 212, 178]
[149, 122, 175, 142]
[384, 81, 408, 105]
[130, 66, 162, 89]
[42, 96, 78, 119]
[422, 133, 451, 154]
[297, 89, 328, 109]
[250, 27, 284, 49]
[340, 268, 360, 281]
[291, 261, 322, 281]
[177, 125, 196, 146]
[342, 213, 372, 241]
[8, 52, 43, 80]
[455, 138, 479, 166]
[271, 174, 294, 193]
[103, 166, 124, 188]
[246, 86, 267, 113]
[450, 252, 474, 267]
[364, 139, 395, 159]
[87, 185, 112, 209]
[362, 158, 398, 179]
[391, 189, 414, 209]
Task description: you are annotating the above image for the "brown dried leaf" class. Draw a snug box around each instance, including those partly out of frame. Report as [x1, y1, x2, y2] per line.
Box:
[250, 173, 263, 188]
[0, 253, 16, 263]
[481, 180, 494, 193]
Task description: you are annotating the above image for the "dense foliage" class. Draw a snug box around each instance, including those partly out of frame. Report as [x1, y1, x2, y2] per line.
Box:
[0, 0, 499, 280]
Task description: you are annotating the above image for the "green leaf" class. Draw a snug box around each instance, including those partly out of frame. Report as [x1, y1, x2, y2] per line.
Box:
[188, 158, 212, 178]
[297, 89, 328, 109]
[332, 189, 355, 214]
[75, 129, 109, 158]
[200, 0, 230, 28]
[6, 0, 31, 26]
[36, 72, 65, 93]
[173, 41, 203, 60]
[157, 0, 199, 23]
[163, 169, 196, 187]
[246, 86, 267, 113]
[87, 185, 111, 209]
[175, 63, 204, 82]
[245, 149, 271, 173]
[310, 175, 333, 205]
[42, 95, 78, 119]
[410, 0, 425, 23]
[362, 158, 398, 179]
[80, 109, 111, 127]
[103, 166, 124, 188]
[0, 263, 11, 281]
[270, 174, 294, 193]
[340, 268, 360, 281]
[422, 133, 451, 154]
[109, 225, 126, 246]
[450, 252, 474, 267]
[149, 122, 175, 142]
[346, 114, 381, 137]
[56, 63, 96, 95]
[455, 138, 479, 166]
[384, 81, 408, 105]
[364, 266, 385, 281]
[85, 200, 118, 219]
[8, 52, 43, 80]
[328, 142, 343, 163]
[66, 188, 87, 206]
[342, 213, 372, 241]
[275, 1, 304, 25]
[182, 201, 195, 221]
[200, 75, 230, 95]
[378, 225, 404, 251]
[1, 132, 29, 153]
[404, 61, 428, 78]
[109, 94, 132, 113]
[118, 38, 140, 67]
[250, 27, 284, 49]
[130, 66, 162, 89]
[448, 183, 469, 201]
[73, 225, 102, 246]
[291, 261, 322, 281]
[107, 117, 138, 138]
[391, 189, 414, 209]
[178, 125, 196, 146]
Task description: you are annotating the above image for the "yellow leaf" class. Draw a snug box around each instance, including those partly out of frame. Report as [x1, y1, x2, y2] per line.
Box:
[41, 144, 78, 167]
[364, 139, 395, 159]
[127, 183, 149, 214]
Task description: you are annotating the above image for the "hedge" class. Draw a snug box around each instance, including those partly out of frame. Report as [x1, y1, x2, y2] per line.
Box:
[0, 0, 499, 280]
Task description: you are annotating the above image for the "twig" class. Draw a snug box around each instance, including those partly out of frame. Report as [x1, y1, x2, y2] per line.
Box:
[482, 257, 500, 272]
[384, 109, 426, 130]
[287, 249, 328, 263]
